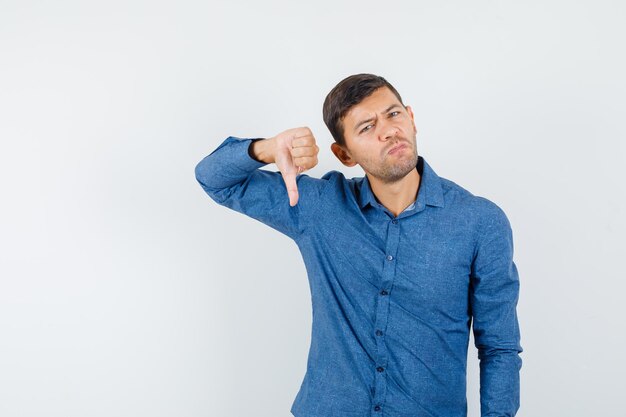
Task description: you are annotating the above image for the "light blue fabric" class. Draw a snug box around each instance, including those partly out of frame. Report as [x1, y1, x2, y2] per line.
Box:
[195, 136, 523, 417]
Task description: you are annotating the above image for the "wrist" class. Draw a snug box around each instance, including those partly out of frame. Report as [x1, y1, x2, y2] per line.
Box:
[249, 137, 276, 164]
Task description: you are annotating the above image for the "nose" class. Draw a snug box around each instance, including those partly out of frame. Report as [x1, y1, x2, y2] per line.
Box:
[378, 118, 399, 142]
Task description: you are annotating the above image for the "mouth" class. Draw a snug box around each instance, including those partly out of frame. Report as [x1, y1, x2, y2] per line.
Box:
[387, 143, 408, 155]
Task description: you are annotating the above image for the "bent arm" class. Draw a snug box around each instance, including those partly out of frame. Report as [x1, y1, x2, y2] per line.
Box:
[470, 203, 523, 417]
[194, 136, 323, 239]
[195, 136, 267, 189]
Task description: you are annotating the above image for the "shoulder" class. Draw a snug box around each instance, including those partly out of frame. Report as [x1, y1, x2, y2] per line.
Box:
[317, 169, 358, 190]
[297, 169, 339, 186]
[319, 169, 348, 182]
[307, 169, 366, 208]
[293, 169, 349, 202]
[438, 175, 512, 232]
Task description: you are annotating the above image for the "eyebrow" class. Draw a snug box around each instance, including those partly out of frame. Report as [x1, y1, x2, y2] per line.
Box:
[353, 104, 402, 133]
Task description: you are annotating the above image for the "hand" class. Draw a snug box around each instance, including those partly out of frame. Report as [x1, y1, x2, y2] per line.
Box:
[271, 127, 320, 207]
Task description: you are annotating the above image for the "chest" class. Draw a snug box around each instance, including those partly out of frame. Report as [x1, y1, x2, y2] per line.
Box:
[308, 204, 476, 310]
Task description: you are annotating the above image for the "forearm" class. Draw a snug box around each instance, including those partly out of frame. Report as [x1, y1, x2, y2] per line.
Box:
[194, 136, 267, 197]
[474, 272, 523, 416]
[478, 348, 522, 416]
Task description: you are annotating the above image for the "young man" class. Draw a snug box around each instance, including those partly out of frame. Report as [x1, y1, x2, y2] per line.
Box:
[195, 73, 523, 417]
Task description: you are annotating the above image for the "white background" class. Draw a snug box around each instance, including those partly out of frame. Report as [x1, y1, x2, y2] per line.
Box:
[1, 1, 624, 416]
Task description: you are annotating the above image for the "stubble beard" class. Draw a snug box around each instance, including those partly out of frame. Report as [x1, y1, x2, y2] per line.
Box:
[365, 142, 419, 184]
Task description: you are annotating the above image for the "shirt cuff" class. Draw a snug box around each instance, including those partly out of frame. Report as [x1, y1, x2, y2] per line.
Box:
[229, 136, 270, 171]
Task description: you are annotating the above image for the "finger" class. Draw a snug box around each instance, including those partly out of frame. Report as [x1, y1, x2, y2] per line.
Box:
[282, 170, 299, 207]
[292, 135, 315, 148]
[293, 155, 317, 168]
[290, 146, 318, 158]
[293, 127, 313, 138]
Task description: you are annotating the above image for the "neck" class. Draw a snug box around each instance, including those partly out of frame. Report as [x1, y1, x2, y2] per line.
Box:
[367, 167, 421, 218]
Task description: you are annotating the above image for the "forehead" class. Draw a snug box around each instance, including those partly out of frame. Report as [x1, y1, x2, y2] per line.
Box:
[343, 87, 401, 124]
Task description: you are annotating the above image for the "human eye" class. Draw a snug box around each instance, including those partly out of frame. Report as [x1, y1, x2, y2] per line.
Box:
[360, 124, 373, 134]
[390, 111, 400, 117]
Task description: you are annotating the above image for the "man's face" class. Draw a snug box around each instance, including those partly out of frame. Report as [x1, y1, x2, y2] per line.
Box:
[335, 86, 418, 184]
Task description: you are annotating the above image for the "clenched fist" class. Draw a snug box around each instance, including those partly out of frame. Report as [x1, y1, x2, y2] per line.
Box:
[250, 127, 320, 207]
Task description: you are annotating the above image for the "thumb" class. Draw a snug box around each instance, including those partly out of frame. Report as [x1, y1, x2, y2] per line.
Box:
[282, 169, 299, 207]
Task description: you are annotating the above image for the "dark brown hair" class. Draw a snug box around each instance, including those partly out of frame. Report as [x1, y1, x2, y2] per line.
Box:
[323, 73, 405, 147]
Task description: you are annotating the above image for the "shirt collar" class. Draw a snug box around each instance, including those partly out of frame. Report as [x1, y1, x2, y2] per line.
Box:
[357, 155, 445, 210]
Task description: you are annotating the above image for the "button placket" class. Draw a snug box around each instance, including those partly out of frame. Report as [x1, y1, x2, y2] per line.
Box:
[371, 217, 401, 413]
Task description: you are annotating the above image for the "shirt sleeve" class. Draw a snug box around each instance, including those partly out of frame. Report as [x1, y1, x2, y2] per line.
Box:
[470, 201, 524, 417]
[194, 136, 326, 240]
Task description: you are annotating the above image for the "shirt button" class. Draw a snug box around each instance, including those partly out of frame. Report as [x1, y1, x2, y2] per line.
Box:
[376, 366, 385, 372]
[386, 255, 393, 261]
[392, 219, 398, 224]
[374, 405, 381, 412]
[376, 329, 383, 336]
[380, 289, 388, 296]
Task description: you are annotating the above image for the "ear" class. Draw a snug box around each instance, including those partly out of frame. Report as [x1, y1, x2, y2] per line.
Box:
[330, 142, 358, 167]
[405, 105, 417, 134]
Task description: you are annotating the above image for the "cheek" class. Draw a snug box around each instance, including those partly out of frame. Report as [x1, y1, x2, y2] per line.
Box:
[366, 150, 384, 164]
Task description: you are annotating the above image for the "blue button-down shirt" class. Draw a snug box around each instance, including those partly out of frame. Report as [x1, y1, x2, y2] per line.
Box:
[195, 136, 523, 417]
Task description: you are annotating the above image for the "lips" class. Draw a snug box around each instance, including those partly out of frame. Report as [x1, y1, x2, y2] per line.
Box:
[387, 143, 407, 155]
